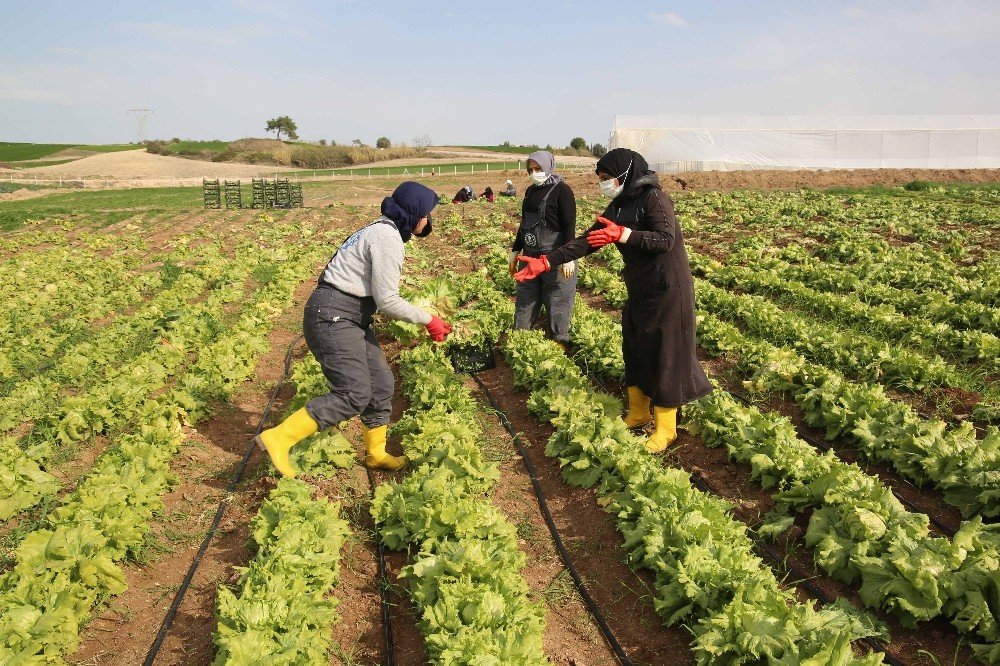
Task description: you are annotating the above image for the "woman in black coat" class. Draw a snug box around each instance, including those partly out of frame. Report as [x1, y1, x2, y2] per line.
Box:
[514, 148, 711, 451]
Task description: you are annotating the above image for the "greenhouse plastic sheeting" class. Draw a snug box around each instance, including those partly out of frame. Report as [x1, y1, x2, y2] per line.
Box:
[609, 115, 1000, 172]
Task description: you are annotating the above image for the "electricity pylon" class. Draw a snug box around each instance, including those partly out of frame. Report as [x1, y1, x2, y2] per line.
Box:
[127, 108, 153, 143]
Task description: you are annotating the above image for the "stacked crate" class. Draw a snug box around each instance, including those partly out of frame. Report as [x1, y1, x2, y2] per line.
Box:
[203, 179, 221, 209]
[289, 183, 303, 207]
[224, 180, 242, 209]
[274, 178, 291, 208]
[251, 178, 266, 209]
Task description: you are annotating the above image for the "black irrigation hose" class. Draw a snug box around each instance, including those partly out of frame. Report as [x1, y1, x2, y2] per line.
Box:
[470, 373, 634, 666]
[686, 469, 905, 666]
[727, 389, 958, 538]
[365, 466, 396, 666]
[143, 334, 304, 666]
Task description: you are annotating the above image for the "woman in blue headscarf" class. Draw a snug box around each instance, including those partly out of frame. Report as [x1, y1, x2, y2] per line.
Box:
[256, 181, 453, 478]
[508, 150, 577, 344]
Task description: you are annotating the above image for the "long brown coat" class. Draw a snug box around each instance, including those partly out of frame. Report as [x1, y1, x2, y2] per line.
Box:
[546, 173, 712, 407]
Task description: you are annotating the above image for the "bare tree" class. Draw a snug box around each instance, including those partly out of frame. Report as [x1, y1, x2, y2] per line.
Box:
[412, 134, 433, 153]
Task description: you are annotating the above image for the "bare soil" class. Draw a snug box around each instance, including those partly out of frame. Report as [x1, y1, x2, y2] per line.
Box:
[8, 150, 295, 179]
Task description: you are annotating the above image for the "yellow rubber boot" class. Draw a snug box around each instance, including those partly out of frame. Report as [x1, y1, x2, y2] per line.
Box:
[623, 386, 652, 429]
[647, 406, 678, 453]
[363, 424, 406, 471]
[255, 407, 318, 478]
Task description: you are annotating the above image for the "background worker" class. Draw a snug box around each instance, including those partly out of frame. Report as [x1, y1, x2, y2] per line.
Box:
[508, 151, 577, 344]
[500, 179, 517, 197]
[452, 185, 476, 203]
[257, 182, 453, 477]
[513, 148, 711, 452]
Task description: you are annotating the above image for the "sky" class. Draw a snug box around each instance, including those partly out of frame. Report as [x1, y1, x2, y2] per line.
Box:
[2, 0, 999, 147]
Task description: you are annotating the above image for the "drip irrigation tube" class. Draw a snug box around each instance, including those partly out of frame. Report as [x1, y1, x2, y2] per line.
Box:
[727, 389, 958, 538]
[686, 469, 904, 666]
[366, 466, 395, 666]
[470, 373, 634, 666]
[143, 334, 304, 666]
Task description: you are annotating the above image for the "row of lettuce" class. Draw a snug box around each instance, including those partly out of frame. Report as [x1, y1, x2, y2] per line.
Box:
[566, 297, 1000, 663]
[580, 247, 1000, 518]
[0, 219, 329, 663]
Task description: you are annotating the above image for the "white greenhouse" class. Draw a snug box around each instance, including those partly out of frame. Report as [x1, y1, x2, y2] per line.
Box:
[608, 115, 1000, 172]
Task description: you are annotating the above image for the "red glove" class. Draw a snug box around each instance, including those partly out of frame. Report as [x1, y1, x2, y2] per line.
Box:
[425, 315, 453, 342]
[586, 216, 624, 248]
[513, 255, 550, 282]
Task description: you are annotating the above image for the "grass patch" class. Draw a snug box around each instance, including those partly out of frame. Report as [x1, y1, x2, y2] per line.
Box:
[161, 140, 230, 155]
[7, 158, 80, 169]
[0, 143, 137, 161]
[0, 182, 57, 194]
[0, 143, 78, 161]
[0, 186, 197, 232]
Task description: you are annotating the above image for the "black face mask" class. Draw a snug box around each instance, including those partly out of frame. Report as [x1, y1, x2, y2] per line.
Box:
[414, 216, 432, 237]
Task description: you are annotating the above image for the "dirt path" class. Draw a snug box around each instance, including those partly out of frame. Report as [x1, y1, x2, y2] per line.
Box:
[8, 150, 295, 179]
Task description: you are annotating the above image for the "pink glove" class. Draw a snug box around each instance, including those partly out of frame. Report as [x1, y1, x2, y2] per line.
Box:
[425, 316, 453, 342]
[513, 255, 550, 282]
[586, 216, 624, 248]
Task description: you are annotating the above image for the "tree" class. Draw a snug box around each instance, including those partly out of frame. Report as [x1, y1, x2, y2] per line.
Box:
[591, 142, 607, 157]
[265, 116, 298, 141]
[570, 137, 588, 151]
[413, 134, 432, 152]
[376, 137, 391, 149]
[352, 138, 364, 147]
[318, 139, 327, 146]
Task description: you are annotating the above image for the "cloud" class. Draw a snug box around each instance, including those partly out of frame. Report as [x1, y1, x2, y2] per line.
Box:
[650, 12, 689, 28]
[842, 7, 867, 19]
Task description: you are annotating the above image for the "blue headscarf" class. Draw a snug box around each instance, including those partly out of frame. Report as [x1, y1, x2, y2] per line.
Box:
[381, 181, 438, 242]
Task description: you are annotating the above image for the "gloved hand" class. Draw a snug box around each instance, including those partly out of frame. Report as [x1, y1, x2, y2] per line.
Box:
[513, 255, 550, 282]
[559, 260, 576, 278]
[587, 216, 625, 248]
[507, 251, 519, 277]
[425, 315, 453, 342]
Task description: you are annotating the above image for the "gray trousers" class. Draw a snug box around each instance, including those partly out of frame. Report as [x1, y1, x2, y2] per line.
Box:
[302, 285, 393, 429]
[514, 268, 577, 342]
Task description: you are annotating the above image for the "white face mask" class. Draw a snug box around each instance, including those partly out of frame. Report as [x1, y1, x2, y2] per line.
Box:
[599, 158, 632, 198]
[529, 171, 548, 186]
[599, 178, 623, 198]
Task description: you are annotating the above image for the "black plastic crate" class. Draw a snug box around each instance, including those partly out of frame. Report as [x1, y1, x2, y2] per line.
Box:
[450, 339, 496, 373]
